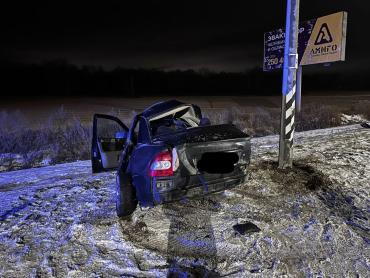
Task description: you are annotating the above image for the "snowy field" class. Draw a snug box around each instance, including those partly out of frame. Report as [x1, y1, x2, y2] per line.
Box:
[0, 124, 369, 277]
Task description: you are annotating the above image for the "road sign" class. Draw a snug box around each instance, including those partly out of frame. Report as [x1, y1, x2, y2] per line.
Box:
[264, 11, 347, 71]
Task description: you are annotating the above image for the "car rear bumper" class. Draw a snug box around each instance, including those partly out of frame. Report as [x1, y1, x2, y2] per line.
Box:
[151, 173, 247, 204]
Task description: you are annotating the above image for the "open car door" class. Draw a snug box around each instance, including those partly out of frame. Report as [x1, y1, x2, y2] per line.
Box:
[91, 114, 129, 173]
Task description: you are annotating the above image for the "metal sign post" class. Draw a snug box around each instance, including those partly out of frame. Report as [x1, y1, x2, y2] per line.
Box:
[296, 66, 302, 113]
[278, 0, 300, 169]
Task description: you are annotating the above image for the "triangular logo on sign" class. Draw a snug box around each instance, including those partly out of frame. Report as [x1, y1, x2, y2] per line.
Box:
[314, 23, 333, 45]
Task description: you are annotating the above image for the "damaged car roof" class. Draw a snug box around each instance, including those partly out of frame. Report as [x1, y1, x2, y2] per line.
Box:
[140, 99, 187, 118]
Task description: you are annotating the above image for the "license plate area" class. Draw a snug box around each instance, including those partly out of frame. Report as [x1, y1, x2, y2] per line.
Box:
[196, 152, 239, 174]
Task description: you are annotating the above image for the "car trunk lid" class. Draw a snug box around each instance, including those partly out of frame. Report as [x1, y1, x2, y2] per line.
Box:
[152, 124, 251, 185]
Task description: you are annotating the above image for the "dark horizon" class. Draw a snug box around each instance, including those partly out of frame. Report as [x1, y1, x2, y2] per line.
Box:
[1, 1, 369, 99]
[1, 1, 368, 72]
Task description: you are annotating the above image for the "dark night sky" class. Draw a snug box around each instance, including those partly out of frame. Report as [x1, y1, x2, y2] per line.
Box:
[0, 1, 368, 72]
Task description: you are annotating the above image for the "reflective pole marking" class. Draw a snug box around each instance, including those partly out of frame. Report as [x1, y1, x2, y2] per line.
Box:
[285, 100, 295, 119]
[285, 115, 295, 134]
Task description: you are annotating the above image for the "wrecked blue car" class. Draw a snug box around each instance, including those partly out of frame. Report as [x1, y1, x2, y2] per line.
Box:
[91, 100, 251, 217]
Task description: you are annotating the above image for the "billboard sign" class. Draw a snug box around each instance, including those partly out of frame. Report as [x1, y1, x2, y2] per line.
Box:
[263, 11, 347, 71]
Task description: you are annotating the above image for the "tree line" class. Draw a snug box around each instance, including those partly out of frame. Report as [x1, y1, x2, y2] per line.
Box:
[1, 60, 368, 99]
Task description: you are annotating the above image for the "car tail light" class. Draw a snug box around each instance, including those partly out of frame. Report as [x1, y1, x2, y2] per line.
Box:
[149, 151, 173, 177]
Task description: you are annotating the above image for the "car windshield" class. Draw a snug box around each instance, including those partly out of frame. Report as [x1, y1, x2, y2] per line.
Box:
[149, 105, 200, 137]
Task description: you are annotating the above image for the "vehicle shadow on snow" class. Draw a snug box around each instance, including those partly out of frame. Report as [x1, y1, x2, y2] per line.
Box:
[117, 197, 222, 277]
[162, 200, 221, 277]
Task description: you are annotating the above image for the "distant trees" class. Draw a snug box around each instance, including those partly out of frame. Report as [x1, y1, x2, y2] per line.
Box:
[0, 60, 368, 99]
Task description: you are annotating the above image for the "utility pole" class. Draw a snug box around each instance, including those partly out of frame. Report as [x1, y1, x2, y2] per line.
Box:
[278, 0, 300, 168]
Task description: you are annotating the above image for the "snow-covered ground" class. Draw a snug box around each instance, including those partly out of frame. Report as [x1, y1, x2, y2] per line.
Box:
[0, 124, 369, 277]
[340, 113, 368, 124]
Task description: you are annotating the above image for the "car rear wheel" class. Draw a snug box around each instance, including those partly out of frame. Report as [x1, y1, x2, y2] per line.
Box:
[116, 171, 138, 217]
